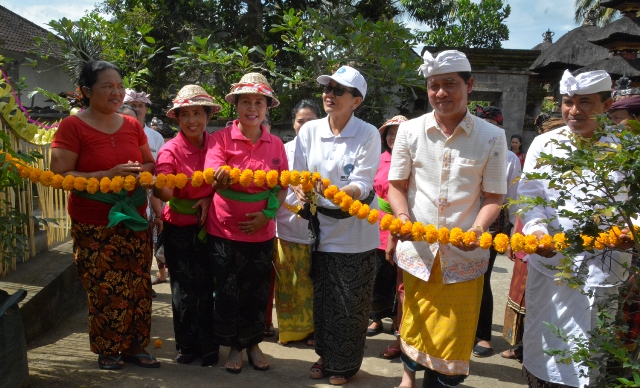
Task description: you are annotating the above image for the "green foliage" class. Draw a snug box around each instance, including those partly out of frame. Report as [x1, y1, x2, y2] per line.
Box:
[574, 0, 621, 26]
[517, 116, 640, 386]
[414, 0, 511, 48]
[541, 97, 558, 114]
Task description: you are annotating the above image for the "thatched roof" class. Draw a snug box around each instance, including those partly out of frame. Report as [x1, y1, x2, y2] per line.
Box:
[532, 41, 552, 52]
[600, 0, 637, 9]
[585, 55, 640, 78]
[588, 16, 640, 49]
[530, 24, 610, 72]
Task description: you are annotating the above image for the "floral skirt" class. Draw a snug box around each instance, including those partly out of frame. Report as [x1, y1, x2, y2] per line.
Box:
[71, 221, 153, 355]
[274, 238, 314, 343]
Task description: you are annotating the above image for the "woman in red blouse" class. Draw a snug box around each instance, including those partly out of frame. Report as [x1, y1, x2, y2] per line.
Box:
[50, 61, 157, 370]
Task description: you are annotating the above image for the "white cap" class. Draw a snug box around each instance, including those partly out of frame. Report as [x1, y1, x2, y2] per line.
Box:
[317, 66, 367, 100]
[417, 50, 472, 78]
[559, 69, 612, 97]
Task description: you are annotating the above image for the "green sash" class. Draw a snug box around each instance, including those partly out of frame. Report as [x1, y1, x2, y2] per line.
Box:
[217, 185, 281, 219]
[167, 196, 207, 242]
[378, 197, 392, 214]
[73, 186, 149, 231]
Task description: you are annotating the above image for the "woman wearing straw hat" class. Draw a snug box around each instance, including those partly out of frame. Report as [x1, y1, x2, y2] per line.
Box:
[204, 72, 288, 373]
[153, 85, 221, 366]
[292, 65, 381, 385]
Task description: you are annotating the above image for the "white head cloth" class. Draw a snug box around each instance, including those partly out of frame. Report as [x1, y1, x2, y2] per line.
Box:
[559, 69, 612, 96]
[417, 50, 472, 78]
[124, 89, 152, 104]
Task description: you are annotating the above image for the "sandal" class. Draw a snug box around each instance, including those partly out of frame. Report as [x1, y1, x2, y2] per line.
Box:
[121, 352, 160, 368]
[329, 375, 348, 385]
[500, 346, 523, 362]
[264, 324, 276, 337]
[225, 348, 243, 374]
[306, 332, 315, 346]
[380, 345, 401, 360]
[309, 361, 324, 379]
[98, 354, 123, 370]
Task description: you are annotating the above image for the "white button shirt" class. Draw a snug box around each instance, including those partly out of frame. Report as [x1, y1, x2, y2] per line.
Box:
[389, 111, 507, 284]
[293, 115, 380, 253]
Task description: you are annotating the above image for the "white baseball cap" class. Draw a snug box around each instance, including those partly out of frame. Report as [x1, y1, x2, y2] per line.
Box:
[317, 66, 367, 100]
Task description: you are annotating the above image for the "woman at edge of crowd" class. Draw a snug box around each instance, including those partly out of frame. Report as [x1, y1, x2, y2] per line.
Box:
[368, 116, 408, 358]
[293, 65, 381, 386]
[153, 85, 220, 366]
[510, 134, 526, 169]
[274, 99, 322, 346]
[50, 60, 158, 369]
[205, 72, 288, 374]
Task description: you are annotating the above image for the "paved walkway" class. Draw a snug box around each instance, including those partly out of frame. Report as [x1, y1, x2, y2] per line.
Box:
[26, 254, 525, 387]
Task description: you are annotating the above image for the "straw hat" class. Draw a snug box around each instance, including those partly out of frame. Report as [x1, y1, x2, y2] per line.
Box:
[224, 73, 280, 108]
[166, 85, 222, 119]
[378, 115, 408, 135]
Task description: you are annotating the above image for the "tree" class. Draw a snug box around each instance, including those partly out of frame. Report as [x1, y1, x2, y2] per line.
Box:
[574, 0, 620, 26]
[409, 0, 511, 48]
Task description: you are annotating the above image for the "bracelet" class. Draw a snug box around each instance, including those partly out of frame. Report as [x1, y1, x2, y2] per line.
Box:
[472, 225, 485, 233]
[348, 184, 358, 199]
[398, 212, 411, 221]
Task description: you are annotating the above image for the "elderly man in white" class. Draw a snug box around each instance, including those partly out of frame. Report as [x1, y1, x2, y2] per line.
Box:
[519, 68, 634, 387]
[388, 50, 507, 388]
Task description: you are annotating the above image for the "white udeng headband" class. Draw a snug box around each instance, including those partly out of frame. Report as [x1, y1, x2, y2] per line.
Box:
[559, 69, 612, 96]
[417, 50, 472, 78]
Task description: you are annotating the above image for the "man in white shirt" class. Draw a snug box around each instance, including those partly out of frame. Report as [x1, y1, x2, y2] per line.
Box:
[519, 68, 633, 387]
[388, 50, 507, 388]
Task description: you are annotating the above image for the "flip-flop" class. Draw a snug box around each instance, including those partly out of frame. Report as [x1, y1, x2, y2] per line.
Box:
[500, 347, 523, 362]
[309, 362, 324, 379]
[380, 345, 401, 360]
[98, 354, 123, 370]
[121, 353, 161, 368]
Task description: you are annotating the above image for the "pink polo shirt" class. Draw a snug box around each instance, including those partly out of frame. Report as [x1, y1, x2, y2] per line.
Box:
[156, 130, 215, 227]
[205, 121, 288, 242]
[374, 151, 391, 250]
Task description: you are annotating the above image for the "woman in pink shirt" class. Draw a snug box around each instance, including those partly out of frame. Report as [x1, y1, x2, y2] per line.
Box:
[205, 73, 287, 374]
[153, 85, 221, 366]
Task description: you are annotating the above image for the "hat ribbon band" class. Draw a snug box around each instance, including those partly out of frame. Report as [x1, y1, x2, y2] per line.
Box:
[232, 83, 274, 96]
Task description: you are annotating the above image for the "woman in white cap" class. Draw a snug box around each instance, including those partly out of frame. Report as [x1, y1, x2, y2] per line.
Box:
[204, 73, 288, 374]
[153, 85, 221, 366]
[293, 65, 381, 385]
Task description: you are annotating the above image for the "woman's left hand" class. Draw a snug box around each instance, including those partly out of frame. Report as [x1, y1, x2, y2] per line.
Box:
[193, 197, 212, 226]
[238, 211, 270, 235]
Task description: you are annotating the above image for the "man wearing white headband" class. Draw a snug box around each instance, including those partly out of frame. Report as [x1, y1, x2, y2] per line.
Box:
[518, 68, 632, 387]
[388, 49, 507, 388]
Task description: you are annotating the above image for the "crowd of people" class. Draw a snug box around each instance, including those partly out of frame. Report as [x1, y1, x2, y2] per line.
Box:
[49, 48, 640, 388]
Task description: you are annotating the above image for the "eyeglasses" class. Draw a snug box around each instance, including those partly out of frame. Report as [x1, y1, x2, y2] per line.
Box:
[322, 84, 352, 97]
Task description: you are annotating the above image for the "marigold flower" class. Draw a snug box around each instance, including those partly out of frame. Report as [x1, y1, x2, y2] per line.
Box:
[300, 171, 311, 186]
[51, 174, 64, 190]
[523, 235, 539, 254]
[322, 178, 331, 188]
[266, 170, 279, 188]
[29, 168, 43, 183]
[340, 195, 354, 212]
[39, 171, 55, 186]
[301, 181, 314, 193]
[425, 224, 438, 244]
[74, 176, 88, 191]
[202, 168, 215, 185]
[357, 204, 370, 220]
[438, 227, 450, 245]
[312, 172, 322, 183]
[123, 175, 137, 191]
[539, 234, 554, 250]
[449, 227, 464, 246]
[86, 177, 99, 194]
[174, 173, 188, 189]
[155, 173, 167, 189]
[62, 175, 75, 191]
[595, 232, 608, 250]
[411, 222, 426, 241]
[99, 177, 111, 193]
[367, 209, 380, 224]
[289, 170, 301, 186]
[349, 200, 362, 216]
[154, 339, 163, 348]
[390, 218, 404, 235]
[462, 231, 477, 247]
[493, 233, 510, 253]
[253, 170, 266, 187]
[581, 234, 595, 249]
[165, 174, 176, 190]
[479, 232, 493, 249]
[139, 171, 153, 187]
[553, 233, 569, 251]
[238, 170, 253, 187]
[229, 167, 242, 184]
[280, 170, 291, 187]
[400, 220, 413, 235]
[380, 214, 394, 230]
[332, 191, 346, 205]
[324, 185, 339, 199]
[191, 171, 204, 188]
[510, 233, 525, 254]
[18, 165, 31, 179]
[608, 226, 622, 247]
[110, 176, 124, 193]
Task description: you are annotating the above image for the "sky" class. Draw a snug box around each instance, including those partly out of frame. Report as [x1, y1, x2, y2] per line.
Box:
[1, 0, 581, 50]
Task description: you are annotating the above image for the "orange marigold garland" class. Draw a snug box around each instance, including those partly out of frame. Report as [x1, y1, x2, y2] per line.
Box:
[266, 170, 279, 188]
[62, 175, 75, 191]
[139, 171, 153, 187]
[553, 233, 568, 251]
[279, 170, 291, 187]
[254, 170, 266, 187]
[400, 220, 413, 235]
[175, 173, 189, 189]
[229, 167, 242, 184]
[203, 168, 215, 185]
[389, 218, 404, 235]
[449, 227, 464, 246]
[86, 178, 99, 194]
[357, 204, 371, 220]
[462, 231, 477, 247]
[155, 173, 167, 189]
[380, 214, 394, 230]
[74, 176, 88, 192]
[349, 200, 362, 216]
[523, 235, 539, 254]
[367, 209, 380, 225]
[324, 185, 339, 200]
[425, 224, 438, 244]
[479, 232, 493, 249]
[110, 176, 124, 193]
[412, 222, 426, 241]
[438, 227, 450, 245]
[165, 174, 177, 190]
[493, 233, 510, 253]
[124, 175, 137, 191]
[29, 168, 43, 183]
[40, 171, 55, 186]
[99, 177, 111, 193]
